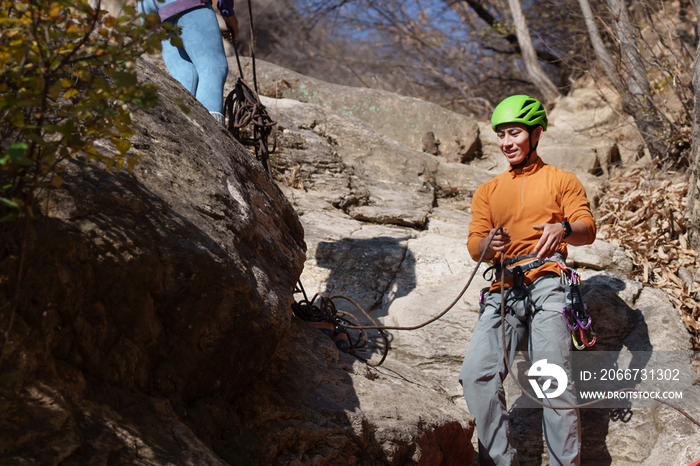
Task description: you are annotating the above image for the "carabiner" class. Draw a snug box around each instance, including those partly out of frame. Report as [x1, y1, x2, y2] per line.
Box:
[479, 288, 488, 306]
[562, 307, 579, 331]
[580, 326, 597, 347]
[574, 308, 592, 330]
[571, 329, 586, 350]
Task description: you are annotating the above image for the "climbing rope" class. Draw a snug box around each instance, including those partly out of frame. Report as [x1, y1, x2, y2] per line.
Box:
[293, 229, 499, 367]
[223, 0, 276, 173]
[292, 281, 389, 366]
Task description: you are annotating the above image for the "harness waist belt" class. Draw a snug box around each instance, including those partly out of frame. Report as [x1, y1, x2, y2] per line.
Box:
[157, 0, 212, 21]
[499, 252, 565, 278]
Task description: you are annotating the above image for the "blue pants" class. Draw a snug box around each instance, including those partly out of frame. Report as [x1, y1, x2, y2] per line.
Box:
[139, 1, 229, 114]
[459, 274, 581, 466]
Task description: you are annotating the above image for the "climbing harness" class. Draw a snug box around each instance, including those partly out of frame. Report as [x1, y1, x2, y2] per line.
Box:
[484, 252, 597, 350]
[155, 0, 213, 22]
[223, 0, 276, 172]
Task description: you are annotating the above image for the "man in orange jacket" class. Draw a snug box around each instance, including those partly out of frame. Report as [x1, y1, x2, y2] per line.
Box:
[459, 95, 596, 466]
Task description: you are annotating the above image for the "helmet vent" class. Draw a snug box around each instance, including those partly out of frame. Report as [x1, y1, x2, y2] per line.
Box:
[519, 99, 538, 119]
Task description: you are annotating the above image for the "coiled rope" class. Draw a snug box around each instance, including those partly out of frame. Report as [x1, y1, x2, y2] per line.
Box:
[292, 282, 389, 366]
[223, 0, 276, 173]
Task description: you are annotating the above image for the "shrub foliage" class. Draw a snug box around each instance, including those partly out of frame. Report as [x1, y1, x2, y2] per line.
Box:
[0, 0, 176, 368]
[0, 0, 172, 229]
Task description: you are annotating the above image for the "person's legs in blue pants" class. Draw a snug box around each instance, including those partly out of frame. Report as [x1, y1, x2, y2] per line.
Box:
[166, 6, 228, 115]
[138, 1, 228, 118]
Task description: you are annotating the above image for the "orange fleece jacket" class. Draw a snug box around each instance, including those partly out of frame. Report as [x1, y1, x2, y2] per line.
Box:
[468, 156, 596, 289]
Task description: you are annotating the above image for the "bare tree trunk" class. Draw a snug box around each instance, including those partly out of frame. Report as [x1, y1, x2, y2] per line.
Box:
[577, 0, 624, 92]
[685, 45, 700, 250]
[456, 0, 562, 65]
[606, 0, 666, 158]
[506, 0, 561, 102]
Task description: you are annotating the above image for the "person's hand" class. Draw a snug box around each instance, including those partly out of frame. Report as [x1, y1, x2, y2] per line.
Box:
[483, 227, 510, 259]
[532, 223, 566, 259]
[224, 15, 239, 40]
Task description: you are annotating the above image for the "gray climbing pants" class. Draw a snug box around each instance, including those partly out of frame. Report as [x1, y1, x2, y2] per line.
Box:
[459, 273, 581, 466]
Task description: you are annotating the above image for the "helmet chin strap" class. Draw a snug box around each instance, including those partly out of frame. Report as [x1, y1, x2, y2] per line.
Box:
[509, 127, 539, 171]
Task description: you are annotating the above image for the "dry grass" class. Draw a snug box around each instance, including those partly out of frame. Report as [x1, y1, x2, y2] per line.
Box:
[596, 167, 700, 349]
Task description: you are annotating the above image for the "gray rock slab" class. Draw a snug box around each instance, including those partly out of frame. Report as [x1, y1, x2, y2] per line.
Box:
[425, 207, 471, 241]
[289, 189, 418, 316]
[434, 159, 495, 198]
[263, 96, 437, 227]
[568, 240, 635, 274]
[234, 58, 481, 163]
[374, 230, 490, 406]
[538, 126, 619, 177]
[346, 177, 434, 228]
[548, 87, 618, 132]
[262, 96, 440, 185]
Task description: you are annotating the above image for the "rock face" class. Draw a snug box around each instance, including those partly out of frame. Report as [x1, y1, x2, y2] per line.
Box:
[232, 58, 481, 163]
[0, 57, 305, 463]
[0, 56, 477, 465]
[208, 319, 474, 465]
[567, 240, 635, 274]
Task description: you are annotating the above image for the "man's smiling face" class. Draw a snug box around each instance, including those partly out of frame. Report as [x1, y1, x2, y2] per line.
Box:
[495, 122, 542, 166]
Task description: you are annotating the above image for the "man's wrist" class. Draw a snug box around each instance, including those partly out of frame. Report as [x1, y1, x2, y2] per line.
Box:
[561, 221, 572, 239]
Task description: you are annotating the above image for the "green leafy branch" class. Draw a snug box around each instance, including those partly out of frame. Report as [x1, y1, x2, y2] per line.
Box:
[0, 0, 177, 371]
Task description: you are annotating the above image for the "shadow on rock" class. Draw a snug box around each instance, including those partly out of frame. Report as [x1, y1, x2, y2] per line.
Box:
[0, 143, 305, 463]
[314, 236, 416, 365]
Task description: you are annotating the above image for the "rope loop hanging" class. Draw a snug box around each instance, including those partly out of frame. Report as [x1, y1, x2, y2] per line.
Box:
[223, 0, 276, 173]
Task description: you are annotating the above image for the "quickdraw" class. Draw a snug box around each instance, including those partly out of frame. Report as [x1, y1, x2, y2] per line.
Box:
[557, 261, 597, 349]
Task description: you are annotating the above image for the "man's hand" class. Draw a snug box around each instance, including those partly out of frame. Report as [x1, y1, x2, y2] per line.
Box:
[532, 223, 566, 259]
[478, 228, 510, 260]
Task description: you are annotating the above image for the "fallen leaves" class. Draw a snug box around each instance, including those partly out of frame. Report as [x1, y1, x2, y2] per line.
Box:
[596, 168, 700, 349]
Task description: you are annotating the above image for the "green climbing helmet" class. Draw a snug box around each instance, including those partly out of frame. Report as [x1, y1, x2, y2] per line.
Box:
[491, 95, 548, 132]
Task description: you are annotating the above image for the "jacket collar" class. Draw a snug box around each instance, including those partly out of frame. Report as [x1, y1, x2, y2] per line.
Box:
[509, 155, 544, 177]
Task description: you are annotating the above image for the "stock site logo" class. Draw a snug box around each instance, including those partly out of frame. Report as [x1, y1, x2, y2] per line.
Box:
[528, 359, 568, 399]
